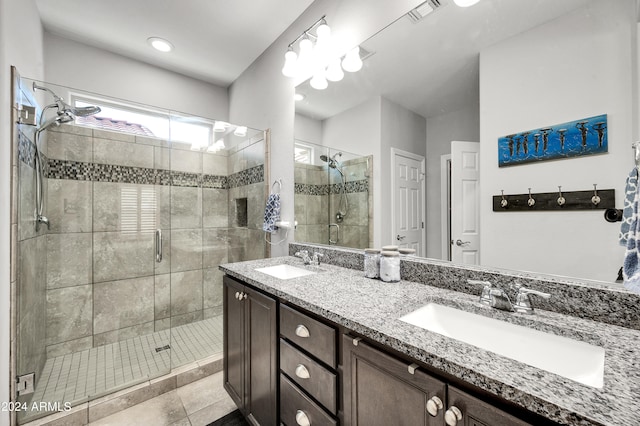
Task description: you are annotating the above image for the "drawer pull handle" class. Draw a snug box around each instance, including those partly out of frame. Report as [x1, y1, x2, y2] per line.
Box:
[408, 363, 419, 375]
[295, 325, 310, 338]
[295, 364, 310, 379]
[426, 396, 443, 417]
[296, 409, 311, 426]
[444, 406, 463, 426]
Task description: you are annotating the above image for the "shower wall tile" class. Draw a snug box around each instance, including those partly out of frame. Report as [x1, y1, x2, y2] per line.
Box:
[93, 128, 135, 143]
[93, 183, 170, 232]
[136, 135, 170, 148]
[18, 161, 36, 241]
[203, 229, 228, 268]
[171, 149, 202, 174]
[203, 153, 227, 176]
[203, 268, 223, 310]
[170, 311, 203, 328]
[247, 183, 265, 230]
[155, 318, 171, 332]
[45, 284, 93, 346]
[154, 147, 171, 170]
[93, 322, 156, 347]
[93, 276, 155, 335]
[50, 124, 93, 137]
[171, 187, 202, 229]
[171, 270, 203, 315]
[228, 151, 243, 175]
[46, 335, 93, 359]
[18, 236, 46, 321]
[295, 194, 308, 226]
[93, 231, 154, 283]
[244, 229, 266, 261]
[17, 308, 46, 382]
[46, 233, 92, 289]
[244, 140, 265, 169]
[94, 138, 154, 169]
[170, 229, 203, 272]
[46, 131, 93, 163]
[203, 188, 228, 228]
[307, 195, 325, 225]
[227, 228, 245, 263]
[154, 274, 171, 320]
[11, 224, 17, 283]
[307, 225, 329, 245]
[47, 179, 92, 233]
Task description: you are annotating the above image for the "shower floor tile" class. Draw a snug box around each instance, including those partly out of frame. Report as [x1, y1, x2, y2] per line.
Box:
[24, 315, 223, 421]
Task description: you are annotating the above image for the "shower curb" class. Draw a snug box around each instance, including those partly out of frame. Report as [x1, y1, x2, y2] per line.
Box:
[21, 352, 223, 426]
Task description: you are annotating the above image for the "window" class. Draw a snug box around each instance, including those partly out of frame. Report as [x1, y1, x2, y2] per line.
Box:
[294, 142, 314, 164]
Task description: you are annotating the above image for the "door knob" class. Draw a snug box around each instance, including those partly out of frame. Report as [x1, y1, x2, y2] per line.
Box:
[444, 406, 463, 425]
[235, 291, 240, 299]
[455, 239, 470, 247]
[396, 234, 406, 241]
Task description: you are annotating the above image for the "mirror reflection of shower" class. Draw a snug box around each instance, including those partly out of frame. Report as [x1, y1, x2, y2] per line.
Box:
[320, 152, 348, 222]
[32, 82, 101, 230]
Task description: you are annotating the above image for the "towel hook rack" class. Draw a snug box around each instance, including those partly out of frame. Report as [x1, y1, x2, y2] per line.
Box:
[633, 142, 640, 167]
[272, 179, 283, 193]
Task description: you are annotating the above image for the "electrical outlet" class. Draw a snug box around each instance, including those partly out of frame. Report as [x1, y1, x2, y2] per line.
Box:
[17, 373, 35, 396]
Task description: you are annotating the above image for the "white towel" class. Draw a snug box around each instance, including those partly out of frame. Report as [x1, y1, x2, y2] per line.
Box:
[262, 193, 281, 234]
[622, 167, 640, 293]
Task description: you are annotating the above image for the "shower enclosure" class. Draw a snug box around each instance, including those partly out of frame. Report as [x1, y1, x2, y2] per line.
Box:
[10, 70, 268, 423]
[294, 140, 372, 248]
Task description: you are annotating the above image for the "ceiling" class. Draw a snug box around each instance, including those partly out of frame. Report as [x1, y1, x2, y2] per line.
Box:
[295, 0, 593, 120]
[35, 0, 314, 87]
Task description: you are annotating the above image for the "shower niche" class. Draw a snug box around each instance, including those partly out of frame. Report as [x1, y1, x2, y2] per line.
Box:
[294, 140, 372, 248]
[10, 70, 268, 423]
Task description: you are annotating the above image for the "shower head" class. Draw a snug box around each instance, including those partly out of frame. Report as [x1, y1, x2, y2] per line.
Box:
[33, 82, 101, 126]
[36, 113, 75, 134]
[320, 154, 329, 163]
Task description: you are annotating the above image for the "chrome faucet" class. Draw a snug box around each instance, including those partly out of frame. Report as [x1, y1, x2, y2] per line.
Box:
[295, 250, 324, 266]
[513, 284, 551, 314]
[468, 279, 514, 312]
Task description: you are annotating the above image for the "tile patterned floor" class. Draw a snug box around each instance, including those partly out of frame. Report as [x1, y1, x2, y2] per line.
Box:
[28, 316, 223, 417]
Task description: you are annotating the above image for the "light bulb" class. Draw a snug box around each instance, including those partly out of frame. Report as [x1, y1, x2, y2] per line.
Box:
[234, 126, 247, 137]
[342, 46, 363, 73]
[294, 93, 306, 101]
[297, 37, 314, 77]
[282, 50, 298, 77]
[310, 69, 328, 90]
[316, 23, 331, 44]
[147, 37, 173, 52]
[213, 121, 227, 132]
[315, 23, 332, 65]
[453, 0, 480, 7]
[326, 57, 344, 82]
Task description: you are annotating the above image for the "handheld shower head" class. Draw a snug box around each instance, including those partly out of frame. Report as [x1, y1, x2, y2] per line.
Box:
[37, 113, 74, 134]
[33, 82, 101, 122]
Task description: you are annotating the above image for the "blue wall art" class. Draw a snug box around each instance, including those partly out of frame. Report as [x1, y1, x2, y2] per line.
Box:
[498, 114, 607, 167]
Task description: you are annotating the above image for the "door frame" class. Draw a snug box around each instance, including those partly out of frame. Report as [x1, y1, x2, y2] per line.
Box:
[390, 148, 426, 255]
[440, 154, 451, 261]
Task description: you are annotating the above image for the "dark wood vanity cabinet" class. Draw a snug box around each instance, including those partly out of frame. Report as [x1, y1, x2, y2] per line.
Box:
[223, 275, 278, 426]
[446, 386, 531, 426]
[342, 334, 446, 426]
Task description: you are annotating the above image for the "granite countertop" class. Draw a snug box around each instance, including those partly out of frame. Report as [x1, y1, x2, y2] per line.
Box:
[220, 256, 640, 426]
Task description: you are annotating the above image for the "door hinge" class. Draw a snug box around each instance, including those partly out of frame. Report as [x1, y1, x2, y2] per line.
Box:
[16, 373, 35, 396]
[14, 104, 37, 126]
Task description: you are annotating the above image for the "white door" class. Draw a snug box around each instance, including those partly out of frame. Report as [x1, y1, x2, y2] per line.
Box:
[451, 141, 480, 264]
[392, 149, 425, 256]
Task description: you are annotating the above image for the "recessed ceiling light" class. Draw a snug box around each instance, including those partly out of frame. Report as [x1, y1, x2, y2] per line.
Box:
[294, 93, 306, 101]
[147, 37, 174, 53]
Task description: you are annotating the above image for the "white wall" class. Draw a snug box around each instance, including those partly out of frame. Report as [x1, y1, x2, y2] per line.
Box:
[0, 1, 44, 423]
[380, 98, 427, 247]
[294, 113, 322, 143]
[229, 0, 422, 256]
[43, 33, 229, 121]
[479, 0, 637, 282]
[425, 104, 480, 259]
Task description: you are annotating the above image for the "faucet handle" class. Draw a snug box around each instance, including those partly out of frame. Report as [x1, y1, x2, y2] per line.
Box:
[514, 284, 551, 314]
[467, 280, 492, 305]
[312, 252, 324, 264]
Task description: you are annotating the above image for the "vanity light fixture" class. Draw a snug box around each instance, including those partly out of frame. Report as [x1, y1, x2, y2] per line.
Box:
[207, 139, 226, 153]
[281, 16, 364, 90]
[213, 121, 227, 132]
[233, 126, 248, 137]
[453, 0, 481, 7]
[147, 37, 174, 53]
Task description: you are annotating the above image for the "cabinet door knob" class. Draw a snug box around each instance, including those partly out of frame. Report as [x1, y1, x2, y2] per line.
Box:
[295, 364, 311, 379]
[242, 292, 248, 300]
[295, 324, 310, 338]
[235, 291, 240, 300]
[426, 396, 443, 417]
[444, 406, 463, 426]
[295, 409, 311, 426]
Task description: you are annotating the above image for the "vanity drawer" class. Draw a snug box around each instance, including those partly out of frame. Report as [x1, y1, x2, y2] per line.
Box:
[280, 304, 336, 368]
[280, 374, 337, 426]
[280, 339, 337, 414]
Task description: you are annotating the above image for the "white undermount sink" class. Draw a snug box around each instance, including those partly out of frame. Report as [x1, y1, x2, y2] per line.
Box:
[399, 303, 605, 388]
[255, 264, 317, 280]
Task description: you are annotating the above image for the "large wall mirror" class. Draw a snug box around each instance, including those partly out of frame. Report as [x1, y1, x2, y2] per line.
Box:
[294, 0, 638, 286]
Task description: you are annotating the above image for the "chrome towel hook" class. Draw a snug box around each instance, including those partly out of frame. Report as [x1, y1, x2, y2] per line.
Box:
[591, 184, 600, 206]
[272, 179, 282, 194]
[527, 188, 535, 207]
[557, 186, 565, 206]
[500, 190, 508, 208]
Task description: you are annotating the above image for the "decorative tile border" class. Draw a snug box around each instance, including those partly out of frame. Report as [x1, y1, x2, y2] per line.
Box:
[294, 179, 369, 196]
[40, 157, 264, 190]
[18, 130, 36, 167]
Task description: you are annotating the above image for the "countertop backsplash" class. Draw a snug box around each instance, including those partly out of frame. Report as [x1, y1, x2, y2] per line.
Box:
[289, 243, 640, 331]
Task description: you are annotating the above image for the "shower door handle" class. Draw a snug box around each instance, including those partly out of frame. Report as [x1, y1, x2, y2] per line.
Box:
[329, 223, 340, 245]
[155, 229, 163, 263]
